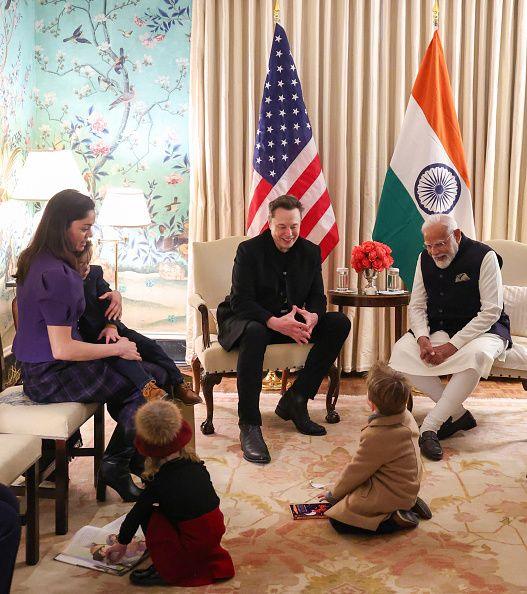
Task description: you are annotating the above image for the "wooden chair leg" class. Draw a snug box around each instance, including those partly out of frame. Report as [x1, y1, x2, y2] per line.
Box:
[325, 364, 341, 423]
[25, 462, 39, 565]
[55, 439, 69, 535]
[200, 373, 222, 435]
[280, 369, 290, 395]
[191, 355, 202, 395]
[93, 404, 105, 490]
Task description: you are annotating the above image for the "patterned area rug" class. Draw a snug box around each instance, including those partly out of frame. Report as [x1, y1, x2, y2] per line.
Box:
[12, 394, 527, 593]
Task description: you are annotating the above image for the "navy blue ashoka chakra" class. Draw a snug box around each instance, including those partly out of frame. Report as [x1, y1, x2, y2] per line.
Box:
[414, 163, 461, 215]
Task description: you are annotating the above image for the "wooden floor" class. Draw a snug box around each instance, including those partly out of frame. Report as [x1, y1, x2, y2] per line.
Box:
[180, 366, 527, 399]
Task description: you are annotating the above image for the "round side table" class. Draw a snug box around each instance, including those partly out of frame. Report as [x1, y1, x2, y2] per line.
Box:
[328, 290, 412, 417]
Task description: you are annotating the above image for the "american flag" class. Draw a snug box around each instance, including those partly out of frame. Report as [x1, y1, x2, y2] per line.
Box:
[247, 23, 339, 260]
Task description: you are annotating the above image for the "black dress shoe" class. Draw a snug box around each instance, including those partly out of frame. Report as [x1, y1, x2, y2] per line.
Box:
[239, 424, 271, 464]
[275, 392, 327, 436]
[412, 496, 433, 520]
[418, 431, 443, 461]
[437, 410, 477, 440]
[130, 564, 167, 586]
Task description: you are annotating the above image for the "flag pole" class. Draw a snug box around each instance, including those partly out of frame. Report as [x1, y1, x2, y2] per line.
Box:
[273, 0, 280, 24]
[432, 0, 439, 30]
[262, 0, 289, 393]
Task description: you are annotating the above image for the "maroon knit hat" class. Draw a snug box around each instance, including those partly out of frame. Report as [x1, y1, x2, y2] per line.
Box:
[134, 419, 192, 458]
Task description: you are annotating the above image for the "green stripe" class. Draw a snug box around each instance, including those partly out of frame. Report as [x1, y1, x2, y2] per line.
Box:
[372, 167, 424, 289]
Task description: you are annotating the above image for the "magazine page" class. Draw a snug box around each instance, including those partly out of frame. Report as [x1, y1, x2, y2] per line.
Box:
[290, 503, 331, 520]
[55, 521, 147, 575]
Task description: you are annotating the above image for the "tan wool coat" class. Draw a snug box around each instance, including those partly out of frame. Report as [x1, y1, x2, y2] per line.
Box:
[325, 409, 423, 531]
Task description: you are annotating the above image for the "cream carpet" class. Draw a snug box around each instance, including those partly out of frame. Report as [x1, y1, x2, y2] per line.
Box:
[11, 394, 527, 593]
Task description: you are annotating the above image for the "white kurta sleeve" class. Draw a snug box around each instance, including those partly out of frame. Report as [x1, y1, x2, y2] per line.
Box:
[409, 254, 430, 339]
[449, 251, 503, 350]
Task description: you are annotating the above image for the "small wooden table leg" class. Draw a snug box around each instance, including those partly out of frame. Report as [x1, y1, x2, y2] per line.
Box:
[394, 305, 404, 342]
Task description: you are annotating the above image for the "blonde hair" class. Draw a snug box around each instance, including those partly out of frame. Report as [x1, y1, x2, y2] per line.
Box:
[142, 446, 201, 481]
[367, 361, 411, 416]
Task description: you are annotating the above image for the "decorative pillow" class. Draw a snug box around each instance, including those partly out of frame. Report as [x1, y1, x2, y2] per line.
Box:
[0, 385, 37, 406]
[503, 285, 527, 338]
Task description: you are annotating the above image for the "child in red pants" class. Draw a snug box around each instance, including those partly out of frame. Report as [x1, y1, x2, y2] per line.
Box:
[105, 400, 234, 587]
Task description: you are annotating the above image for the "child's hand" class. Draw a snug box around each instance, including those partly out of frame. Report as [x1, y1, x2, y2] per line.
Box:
[105, 542, 127, 563]
[100, 290, 122, 320]
[317, 491, 336, 505]
[98, 326, 120, 343]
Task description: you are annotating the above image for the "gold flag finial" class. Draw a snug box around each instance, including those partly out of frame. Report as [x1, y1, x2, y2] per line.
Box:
[273, 0, 280, 24]
[432, 0, 439, 29]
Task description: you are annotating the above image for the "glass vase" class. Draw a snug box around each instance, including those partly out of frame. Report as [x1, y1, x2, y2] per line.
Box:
[362, 269, 379, 295]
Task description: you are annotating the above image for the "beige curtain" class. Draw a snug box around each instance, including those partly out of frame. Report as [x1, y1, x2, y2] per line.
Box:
[187, 0, 527, 372]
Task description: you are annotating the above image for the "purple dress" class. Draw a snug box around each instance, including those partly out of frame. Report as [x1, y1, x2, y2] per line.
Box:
[14, 252, 168, 431]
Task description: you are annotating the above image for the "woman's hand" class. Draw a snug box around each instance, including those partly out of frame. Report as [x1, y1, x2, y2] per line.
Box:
[115, 337, 141, 361]
[100, 290, 122, 320]
[97, 325, 120, 343]
[105, 542, 127, 564]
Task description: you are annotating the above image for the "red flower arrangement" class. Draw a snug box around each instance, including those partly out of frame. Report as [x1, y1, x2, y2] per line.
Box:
[351, 240, 394, 273]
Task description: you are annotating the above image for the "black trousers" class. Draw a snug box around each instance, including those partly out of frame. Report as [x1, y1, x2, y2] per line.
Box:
[236, 312, 351, 425]
[100, 329, 185, 392]
[329, 517, 401, 535]
[0, 484, 21, 594]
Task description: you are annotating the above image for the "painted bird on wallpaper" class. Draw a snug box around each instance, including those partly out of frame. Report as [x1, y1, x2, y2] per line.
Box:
[118, 29, 133, 38]
[113, 48, 126, 73]
[63, 25, 91, 44]
[164, 197, 181, 212]
[109, 86, 135, 110]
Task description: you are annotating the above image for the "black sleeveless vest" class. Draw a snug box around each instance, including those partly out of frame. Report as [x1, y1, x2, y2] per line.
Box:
[420, 234, 511, 346]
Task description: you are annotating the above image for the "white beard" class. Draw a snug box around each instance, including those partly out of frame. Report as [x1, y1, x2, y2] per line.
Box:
[432, 242, 460, 269]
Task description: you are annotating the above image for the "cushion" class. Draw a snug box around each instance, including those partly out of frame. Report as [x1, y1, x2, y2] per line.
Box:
[194, 334, 313, 373]
[490, 335, 527, 376]
[0, 434, 42, 484]
[0, 385, 99, 440]
[503, 285, 527, 337]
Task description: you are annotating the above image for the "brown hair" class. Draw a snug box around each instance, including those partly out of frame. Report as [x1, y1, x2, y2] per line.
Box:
[15, 189, 95, 284]
[366, 361, 411, 416]
[268, 194, 304, 218]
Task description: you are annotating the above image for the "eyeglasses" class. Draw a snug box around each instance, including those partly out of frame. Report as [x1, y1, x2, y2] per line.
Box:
[423, 231, 454, 251]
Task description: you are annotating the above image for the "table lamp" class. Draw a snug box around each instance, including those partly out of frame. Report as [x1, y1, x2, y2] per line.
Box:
[5, 149, 89, 288]
[97, 187, 151, 289]
[11, 149, 88, 201]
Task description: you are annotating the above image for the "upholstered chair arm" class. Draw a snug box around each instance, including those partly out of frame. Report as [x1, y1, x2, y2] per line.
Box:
[189, 292, 211, 348]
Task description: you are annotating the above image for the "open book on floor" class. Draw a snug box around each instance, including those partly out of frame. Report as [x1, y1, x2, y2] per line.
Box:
[55, 514, 147, 575]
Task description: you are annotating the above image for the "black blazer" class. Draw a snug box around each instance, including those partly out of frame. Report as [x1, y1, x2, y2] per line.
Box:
[217, 230, 327, 351]
[78, 265, 127, 343]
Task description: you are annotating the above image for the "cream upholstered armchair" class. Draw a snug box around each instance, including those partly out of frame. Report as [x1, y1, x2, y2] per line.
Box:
[487, 239, 527, 385]
[189, 236, 339, 435]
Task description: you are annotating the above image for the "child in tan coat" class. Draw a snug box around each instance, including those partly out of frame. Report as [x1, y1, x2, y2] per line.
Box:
[323, 362, 432, 534]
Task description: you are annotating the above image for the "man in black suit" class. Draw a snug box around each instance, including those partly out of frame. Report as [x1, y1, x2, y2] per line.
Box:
[217, 195, 351, 463]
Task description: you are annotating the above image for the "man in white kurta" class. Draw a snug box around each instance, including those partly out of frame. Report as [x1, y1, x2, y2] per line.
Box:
[390, 214, 510, 461]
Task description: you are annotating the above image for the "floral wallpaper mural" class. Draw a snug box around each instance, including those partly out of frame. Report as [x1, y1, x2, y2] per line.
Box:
[0, 0, 35, 350]
[31, 0, 191, 337]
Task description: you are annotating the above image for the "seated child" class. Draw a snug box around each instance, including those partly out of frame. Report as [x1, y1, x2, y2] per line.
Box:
[105, 400, 235, 587]
[322, 362, 432, 534]
[77, 242, 201, 405]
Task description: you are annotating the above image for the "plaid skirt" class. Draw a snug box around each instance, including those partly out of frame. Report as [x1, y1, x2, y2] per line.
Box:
[21, 359, 169, 431]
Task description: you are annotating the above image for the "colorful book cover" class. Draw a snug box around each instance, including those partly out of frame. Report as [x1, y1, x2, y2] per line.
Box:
[290, 503, 331, 520]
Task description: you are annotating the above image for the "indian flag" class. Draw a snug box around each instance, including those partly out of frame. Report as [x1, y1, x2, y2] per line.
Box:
[373, 31, 476, 289]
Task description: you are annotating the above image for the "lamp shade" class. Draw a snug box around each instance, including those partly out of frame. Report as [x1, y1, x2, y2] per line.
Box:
[11, 149, 88, 201]
[97, 187, 151, 227]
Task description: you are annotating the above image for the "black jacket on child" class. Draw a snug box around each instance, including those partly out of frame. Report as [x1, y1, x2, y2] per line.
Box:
[78, 265, 183, 386]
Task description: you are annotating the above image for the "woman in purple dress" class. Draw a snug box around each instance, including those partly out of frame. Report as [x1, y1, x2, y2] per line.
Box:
[13, 189, 167, 501]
